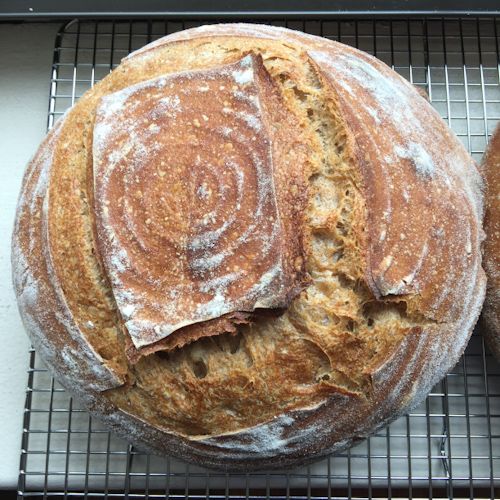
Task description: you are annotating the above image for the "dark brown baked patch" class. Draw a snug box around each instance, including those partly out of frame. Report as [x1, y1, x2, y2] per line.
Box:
[92, 54, 309, 360]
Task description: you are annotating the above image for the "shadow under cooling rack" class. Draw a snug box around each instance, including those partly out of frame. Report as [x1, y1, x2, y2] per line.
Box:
[18, 16, 500, 500]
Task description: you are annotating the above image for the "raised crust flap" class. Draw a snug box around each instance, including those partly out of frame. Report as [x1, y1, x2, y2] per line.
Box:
[93, 54, 309, 355]
[308, 49, 483, 322]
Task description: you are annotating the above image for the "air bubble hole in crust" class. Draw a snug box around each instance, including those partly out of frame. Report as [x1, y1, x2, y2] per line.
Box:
[336, 222, 348, 236]
[209, 331, 244, 354]
[302, 339, 332, 382]
[311, 230, 342, 261]
[337, 273, 353, 288]
[332, 249, 344, 262]
[212, 336, 226, 352]
[333, 140, 345, 154]
[227, 333, 241, 354]
[156, 351, 170, 361]
[362, 301, 408, 328]
[206, 331, 254, 366]
[292, 86, 309, 102]
[192, 359, 208, 379]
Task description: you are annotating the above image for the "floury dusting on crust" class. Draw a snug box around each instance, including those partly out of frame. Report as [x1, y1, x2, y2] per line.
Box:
[308, 46, 484, 320]
[92, 54, 306, 350]
[198, 401, 330, 458]
[308, 49, 439, 180]
[202, 415, 309, 457]
[394, 143, 435, 178]
[12, 119, 123, 394]
[231, 55, 254, 85]
[308, 50, 424, 132]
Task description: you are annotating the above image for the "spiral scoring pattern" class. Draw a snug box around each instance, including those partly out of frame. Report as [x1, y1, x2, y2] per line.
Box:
[93, 55, 306, 350]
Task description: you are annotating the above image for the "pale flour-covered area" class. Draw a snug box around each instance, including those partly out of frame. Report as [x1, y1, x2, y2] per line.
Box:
[0, 23, 60, 488]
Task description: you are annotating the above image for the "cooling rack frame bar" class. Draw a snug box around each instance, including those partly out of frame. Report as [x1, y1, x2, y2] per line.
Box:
[17, 15, 500, 500]
[1, 1, 500, 20]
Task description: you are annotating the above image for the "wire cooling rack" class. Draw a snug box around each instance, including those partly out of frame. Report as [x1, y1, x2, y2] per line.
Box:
[17, 17, 500, 500]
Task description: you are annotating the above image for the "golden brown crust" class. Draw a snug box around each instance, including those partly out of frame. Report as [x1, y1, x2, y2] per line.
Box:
[92, 54, 309, 357]
[481, 124, 500, 358]
[12, 118, 126, 393]
[12, 23, 486, 471]
[129, 23, 484, 320]
[307, 49, 483, 323]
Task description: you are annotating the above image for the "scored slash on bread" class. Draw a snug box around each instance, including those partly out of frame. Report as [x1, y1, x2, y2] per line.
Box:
[307, 49, 483, 322]
[93, 54, 309, 361]
[12, 23, 486, 471]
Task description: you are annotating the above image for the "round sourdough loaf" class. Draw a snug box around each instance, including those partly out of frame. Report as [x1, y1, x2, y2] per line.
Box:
[481, 124, 500, 359]
[12, 24, 486, 470]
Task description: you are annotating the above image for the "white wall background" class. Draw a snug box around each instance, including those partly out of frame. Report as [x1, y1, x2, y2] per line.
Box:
[0, 22, 60, 488]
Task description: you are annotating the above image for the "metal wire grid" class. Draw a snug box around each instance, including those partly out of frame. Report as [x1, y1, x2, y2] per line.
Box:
[17, 17, 500, 500]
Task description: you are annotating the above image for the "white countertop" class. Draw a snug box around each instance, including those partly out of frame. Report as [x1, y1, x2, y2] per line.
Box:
[0, 22, 60, 489]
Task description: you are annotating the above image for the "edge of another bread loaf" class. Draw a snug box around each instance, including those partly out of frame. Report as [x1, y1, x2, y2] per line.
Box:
[480, 123, 500, 358]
